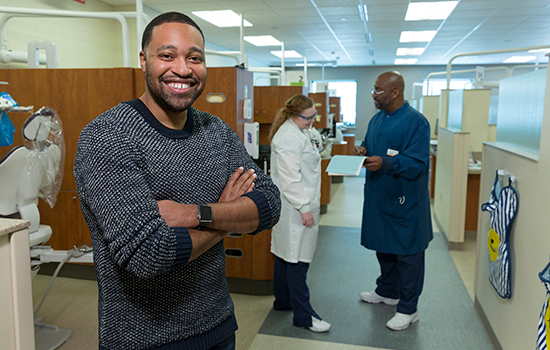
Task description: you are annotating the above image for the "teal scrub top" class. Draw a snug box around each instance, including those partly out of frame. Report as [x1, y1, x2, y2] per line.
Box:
[360, 101, 433, 255]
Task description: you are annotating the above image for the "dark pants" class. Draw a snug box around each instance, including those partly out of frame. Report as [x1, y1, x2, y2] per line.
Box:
[207, 333, 235, 350]
[273, 256, 320, 327]
[374, 251, 425, 315]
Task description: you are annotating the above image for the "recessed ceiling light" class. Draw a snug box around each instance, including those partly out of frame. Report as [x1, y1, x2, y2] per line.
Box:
[399, 31, 437, 43]
[271, 50, 302, 58]
[341, 17, 347, 21]
[528, 49, 550, 53]
[244, 35, 282, 46]
[192, 10, 252, 27]
[503, 56, 537, 63]
[396, 48, 425, 56]
[405, 1, 458, 21]
[394, 58, 418, 65]
[357, 4, 368, 22]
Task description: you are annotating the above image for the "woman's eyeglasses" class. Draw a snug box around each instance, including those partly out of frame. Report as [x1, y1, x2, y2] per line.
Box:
[299, 109, 317, 121]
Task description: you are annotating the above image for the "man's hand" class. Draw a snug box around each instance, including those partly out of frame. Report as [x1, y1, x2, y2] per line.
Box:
[365, 156, 383, 171]
[353, 145, 367, 156]
[157, 200, 198, 228]
[301, 211, 314, 227]
[157, 167, 257, 229]
[219, 167, 256, 203]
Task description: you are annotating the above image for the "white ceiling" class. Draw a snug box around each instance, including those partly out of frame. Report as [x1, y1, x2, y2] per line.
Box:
[100, 0, 550, 67]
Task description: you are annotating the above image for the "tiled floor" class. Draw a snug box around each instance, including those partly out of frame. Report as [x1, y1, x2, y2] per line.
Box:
[31, 172, 481, 350]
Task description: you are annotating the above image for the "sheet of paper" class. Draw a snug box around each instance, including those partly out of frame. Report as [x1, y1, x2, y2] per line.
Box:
[326, 155, 368, 176]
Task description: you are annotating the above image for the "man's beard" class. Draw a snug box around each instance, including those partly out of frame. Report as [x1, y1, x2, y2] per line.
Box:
[374, 96, 389, 111]
[145, 66, 205, 113]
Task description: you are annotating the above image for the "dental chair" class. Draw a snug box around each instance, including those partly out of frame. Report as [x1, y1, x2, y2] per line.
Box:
[0, 106, 92, 350]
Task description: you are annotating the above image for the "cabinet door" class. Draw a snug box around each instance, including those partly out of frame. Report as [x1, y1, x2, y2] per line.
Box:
[251, 229, 274, 280]
[321, 158, 331, 205]
[224, 233, 252, 279]
[38, 190, 85, 250]
[310, 92, 329, 129]
[330, 96, 341, 122]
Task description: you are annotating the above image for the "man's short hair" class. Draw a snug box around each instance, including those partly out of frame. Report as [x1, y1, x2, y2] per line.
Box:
[141, 12, 205, 52]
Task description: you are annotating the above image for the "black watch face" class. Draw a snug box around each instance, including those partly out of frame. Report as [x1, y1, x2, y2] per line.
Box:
[199, 204, 213, 222]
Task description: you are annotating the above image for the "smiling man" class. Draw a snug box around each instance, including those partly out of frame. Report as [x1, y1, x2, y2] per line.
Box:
[74, 12, 281, 350]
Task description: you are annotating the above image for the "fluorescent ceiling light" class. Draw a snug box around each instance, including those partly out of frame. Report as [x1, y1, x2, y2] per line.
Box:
[357, 4, 368, 22]
[271, 50, 302, 58]
[503, 56, 537, 63]
[296, 63, 319, 66]
[399, 31, 437, 43]
[192, 10, 252, 27]
[244, 35, 281, 46]
[528, 49, 550, 53]
[396, 48, 425, 56]
[394, 58, 418, 65]
[405, 1, 458, 21]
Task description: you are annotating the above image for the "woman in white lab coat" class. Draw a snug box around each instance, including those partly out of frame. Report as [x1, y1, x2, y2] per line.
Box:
[268, 94, 331, 333]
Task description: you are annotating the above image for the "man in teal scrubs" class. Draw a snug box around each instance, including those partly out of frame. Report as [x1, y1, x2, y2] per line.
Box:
[354, 71, 433, 331]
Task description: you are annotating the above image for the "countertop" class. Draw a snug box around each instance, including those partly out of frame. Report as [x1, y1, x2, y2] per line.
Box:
[0, 218, 30, 237]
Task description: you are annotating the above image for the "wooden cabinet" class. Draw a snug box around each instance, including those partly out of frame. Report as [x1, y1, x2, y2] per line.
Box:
[329, 96, 341, 123]
[37, 190, 90, 250]
[254, 86, 308, 145]
[320, 158, 331, 214]
[0, 68, 136, 251]
[309, 92, 330, 129]
[0, 68, 135, 191]
[343, 134, 356, 155]
[224, 229, 274, 281]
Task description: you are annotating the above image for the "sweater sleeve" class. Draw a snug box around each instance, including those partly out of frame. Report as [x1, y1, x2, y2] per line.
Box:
[220, 121, 281, 234]
[74, 120, 192, 279]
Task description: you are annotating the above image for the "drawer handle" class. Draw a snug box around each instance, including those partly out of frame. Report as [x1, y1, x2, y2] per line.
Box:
[225, 248, 243, 258]
[226, 232, 243, 238]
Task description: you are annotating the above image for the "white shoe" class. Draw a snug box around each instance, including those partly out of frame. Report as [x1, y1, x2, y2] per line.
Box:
[386, 311, 419, 331]
[360, 291, 399, 306]
[308, 316, 331, 333]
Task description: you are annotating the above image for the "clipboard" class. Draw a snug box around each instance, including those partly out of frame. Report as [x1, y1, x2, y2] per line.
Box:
[325, 155, 368, 176]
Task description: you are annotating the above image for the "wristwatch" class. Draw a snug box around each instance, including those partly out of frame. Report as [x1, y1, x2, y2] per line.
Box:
[197, 203, 213, 228]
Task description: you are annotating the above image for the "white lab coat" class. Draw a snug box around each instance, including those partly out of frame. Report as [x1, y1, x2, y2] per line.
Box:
[270, 119, 321, 263]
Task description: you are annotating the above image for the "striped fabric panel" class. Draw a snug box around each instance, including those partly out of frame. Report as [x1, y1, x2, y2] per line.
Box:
[483, 177, 518, 298]
[537, 295, 549, 350]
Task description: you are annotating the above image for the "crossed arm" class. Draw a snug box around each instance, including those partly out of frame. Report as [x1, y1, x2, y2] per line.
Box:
[157, 167, 259, 262]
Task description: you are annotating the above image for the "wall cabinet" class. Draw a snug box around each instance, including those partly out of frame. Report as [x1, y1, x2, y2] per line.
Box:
[329, 96, 341, 123]
[254, 86, 308, 145]
[309, 92, 330, 129]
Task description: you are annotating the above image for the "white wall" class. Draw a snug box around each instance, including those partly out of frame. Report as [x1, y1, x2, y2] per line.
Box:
[0, 0, 124, 68]
[473, 64, 550, 350]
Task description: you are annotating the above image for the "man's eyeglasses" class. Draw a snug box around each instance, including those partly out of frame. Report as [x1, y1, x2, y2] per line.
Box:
[299, 109, 318, 121]
[371, 89, 384, 96]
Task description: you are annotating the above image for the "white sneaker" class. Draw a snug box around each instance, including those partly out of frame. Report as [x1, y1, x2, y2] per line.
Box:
[360, 291, 399, 306]
[308, 316, 331, 333]
[386, 311, 419, 331]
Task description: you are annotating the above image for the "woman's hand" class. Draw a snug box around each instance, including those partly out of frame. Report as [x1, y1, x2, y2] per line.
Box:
[301, 211, 314, 227]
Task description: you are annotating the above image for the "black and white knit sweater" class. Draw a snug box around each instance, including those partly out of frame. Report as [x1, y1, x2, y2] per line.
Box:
[74, 99, 281, 350]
